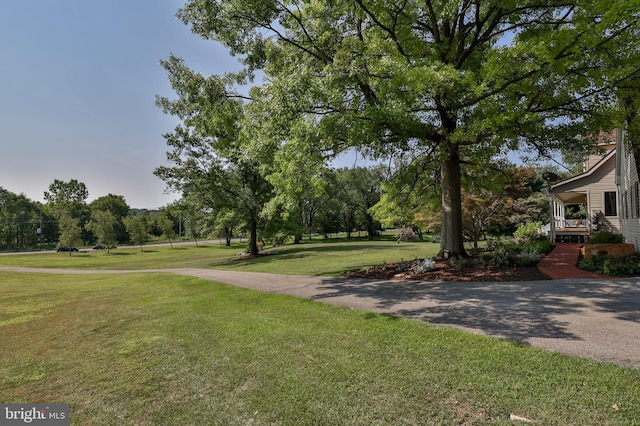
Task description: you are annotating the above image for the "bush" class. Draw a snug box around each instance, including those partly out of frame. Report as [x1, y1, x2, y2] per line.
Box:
[413, 258, 436, 273]
[520, 236, 554, 255]
[480, 236, 551, 268]
[580, 252, 640, 276]
[396, 227, 417, 242]
[589, 231, 624, 244]
[513, 252, 543, 267]
[578, 256, 602, 272]
[514, 221, 543, 240]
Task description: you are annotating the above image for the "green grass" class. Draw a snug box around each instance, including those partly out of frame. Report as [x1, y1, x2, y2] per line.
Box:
[0, 237, 440, 275]
[1, 272, 638, 425]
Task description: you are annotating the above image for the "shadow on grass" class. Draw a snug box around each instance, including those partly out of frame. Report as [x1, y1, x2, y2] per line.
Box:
[294, 235, 435, 245]
[268, 242, 428, 255]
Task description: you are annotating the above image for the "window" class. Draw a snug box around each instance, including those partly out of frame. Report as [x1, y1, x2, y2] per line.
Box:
[604, 191, 617, 217]
[624, 190, 628, 220]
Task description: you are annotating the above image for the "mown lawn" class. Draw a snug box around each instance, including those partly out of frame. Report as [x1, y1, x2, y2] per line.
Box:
[1, 272, 638, 425]
[0, 237, 440, 275]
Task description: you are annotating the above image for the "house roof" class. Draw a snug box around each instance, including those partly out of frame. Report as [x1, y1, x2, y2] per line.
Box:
[550, 149, 616, 204]
[551, 149, 616, 191]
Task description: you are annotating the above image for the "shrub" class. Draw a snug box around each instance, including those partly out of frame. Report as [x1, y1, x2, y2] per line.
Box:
[520, 236, 554, 255]
[578, 256, 602, 272]
[602, 254, 640, 275]
[449, 257, 468, 270]
[514, 253, 543, 267]
[395, 261, 411, 272]
[514, 221, 543, 240]
[579, 252, 640, 276]
[467, 246, 483, 256]
[589, 231, 624, 244]
[491, 248, 512, 267]
[396, 227, 417, 242]
[413, 258, 436, 273]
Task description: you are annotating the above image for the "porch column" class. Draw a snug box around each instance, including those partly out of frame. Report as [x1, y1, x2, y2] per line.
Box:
[555, 201, 565, 229]
[549, 197, 556, 243]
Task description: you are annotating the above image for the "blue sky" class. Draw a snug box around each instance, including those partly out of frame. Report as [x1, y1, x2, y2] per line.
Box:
[0, 1, 246, 208]
[0, 2, 521, 209]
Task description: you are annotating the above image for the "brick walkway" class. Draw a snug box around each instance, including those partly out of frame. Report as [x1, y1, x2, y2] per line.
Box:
[537, 243, 608, 279]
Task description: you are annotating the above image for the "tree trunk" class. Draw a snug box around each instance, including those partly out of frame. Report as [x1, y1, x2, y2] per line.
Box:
[439, 146, 467, 258]
[248, 210, 259, 256]
[294, 204, 303, 244]
[225, 227, 232, 246]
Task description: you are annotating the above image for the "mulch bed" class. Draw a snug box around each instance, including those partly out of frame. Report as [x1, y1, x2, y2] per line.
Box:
[342, 258, 551, 282]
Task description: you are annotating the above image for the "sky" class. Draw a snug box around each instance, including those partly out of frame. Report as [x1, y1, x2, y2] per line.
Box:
[0, 1, 249, 208]
[0, 2, 525, 210]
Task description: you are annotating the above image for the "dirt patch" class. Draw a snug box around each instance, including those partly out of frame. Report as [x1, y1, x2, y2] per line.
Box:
[342, 258, 551, 282]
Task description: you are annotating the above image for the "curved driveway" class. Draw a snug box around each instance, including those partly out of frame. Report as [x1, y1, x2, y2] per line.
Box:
[2, 266, 639, 368]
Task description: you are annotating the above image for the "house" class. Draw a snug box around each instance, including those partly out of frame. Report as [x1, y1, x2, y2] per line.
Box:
[548, 132, 620, 243]
[617, 125, 640, 249]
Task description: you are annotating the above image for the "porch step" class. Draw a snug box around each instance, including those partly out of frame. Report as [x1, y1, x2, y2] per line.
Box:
[555, 234, 589, 243]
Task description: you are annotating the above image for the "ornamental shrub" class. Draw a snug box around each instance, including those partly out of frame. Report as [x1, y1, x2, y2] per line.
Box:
[413, 258, 436, 273]
[513, 221, 543, 240]
[579, 252, 640, 276]
[589, 231, 624, 244]
[396, 227, 417, 242]
[520, 236, 554, 255]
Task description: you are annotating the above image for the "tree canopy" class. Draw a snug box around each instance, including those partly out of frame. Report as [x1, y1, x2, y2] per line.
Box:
[154, 56, 274, 255]
[44, 179, 89, 205]
[176, 0, 640, 256]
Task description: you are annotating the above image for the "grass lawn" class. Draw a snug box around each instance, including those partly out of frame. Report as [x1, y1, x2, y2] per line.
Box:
[1, 272, 639, 425]
[0, 237, 441, 275]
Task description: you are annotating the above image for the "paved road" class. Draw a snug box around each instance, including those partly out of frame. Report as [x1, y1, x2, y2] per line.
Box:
[2, 266, 639, 368]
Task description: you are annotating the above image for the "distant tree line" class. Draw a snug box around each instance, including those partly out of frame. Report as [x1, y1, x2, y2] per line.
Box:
[1, 162, 560, 253]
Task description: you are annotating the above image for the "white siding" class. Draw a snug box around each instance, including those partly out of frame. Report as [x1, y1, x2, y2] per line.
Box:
[590, 157, 620, 233]
[619, 128, 640, 249]
[551, 153, 620, 233]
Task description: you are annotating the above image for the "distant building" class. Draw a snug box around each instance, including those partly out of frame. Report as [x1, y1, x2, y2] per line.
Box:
[129, 208, 161, 217]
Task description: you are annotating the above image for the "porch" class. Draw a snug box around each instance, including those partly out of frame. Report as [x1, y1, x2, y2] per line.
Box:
[548, 192, 594, 244]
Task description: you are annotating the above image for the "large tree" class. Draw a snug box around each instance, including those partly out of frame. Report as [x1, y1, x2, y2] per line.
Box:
[123, 215, 149, 252]
[177, 0, 640, 257]
[44, 179, 89, 205]
[44, 178, 90, 243]
[155, 57, 273, 256]
[57, 208, 82, 256]
[89, 194, 130, 243]
[335, 166, 384, 239]
[86, 210, 118, 253]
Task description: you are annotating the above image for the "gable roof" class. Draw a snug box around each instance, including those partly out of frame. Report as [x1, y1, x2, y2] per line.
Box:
[551, 149, 616, 192]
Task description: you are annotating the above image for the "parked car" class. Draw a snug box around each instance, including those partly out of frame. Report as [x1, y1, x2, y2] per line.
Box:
[56, 246, 78, 252]
[92, 244, 116, 250]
